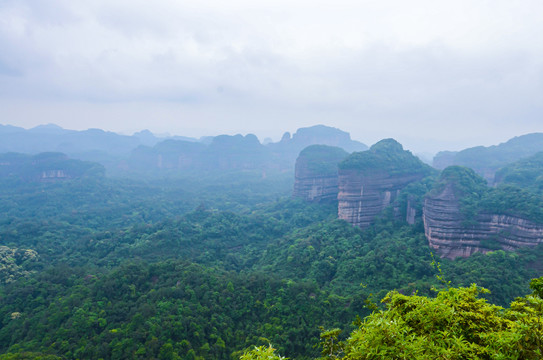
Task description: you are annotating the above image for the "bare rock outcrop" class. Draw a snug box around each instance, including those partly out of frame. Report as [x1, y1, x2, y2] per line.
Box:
[337, 139, 432, 228]
[338, 170, 426, 227]
[293, 145, 348, 202]
[424, 170, 543, 259]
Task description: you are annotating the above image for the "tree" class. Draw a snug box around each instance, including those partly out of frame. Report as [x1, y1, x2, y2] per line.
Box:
[239, 345, 286, 360]
[326, 277, 543, 359]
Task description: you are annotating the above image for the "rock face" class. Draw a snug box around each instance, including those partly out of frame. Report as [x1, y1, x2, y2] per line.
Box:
[424, 182, 543, 259]
[293, 145, 348, 202]
[405, 198, 418, 225]
[337, 139, 432, 228]
[41, 169, 69, 180]
[338, 170, 427, 227]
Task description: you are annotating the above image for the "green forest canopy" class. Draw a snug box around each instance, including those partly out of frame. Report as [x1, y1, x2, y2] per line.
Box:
[241, 277, 543, 359]
[338, 139, 433, 178]
[1, 143, 543, 359]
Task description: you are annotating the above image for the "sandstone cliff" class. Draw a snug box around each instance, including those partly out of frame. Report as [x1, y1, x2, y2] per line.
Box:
[293, 145, 348, 202]
[337, 139, 432, 228]
[423, 167, 543, 259]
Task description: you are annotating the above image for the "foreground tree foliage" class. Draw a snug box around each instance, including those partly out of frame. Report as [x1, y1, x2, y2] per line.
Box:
[246, 277, 543, 360]
[240, 345, 286, 360]
[343, 285, 541, 359]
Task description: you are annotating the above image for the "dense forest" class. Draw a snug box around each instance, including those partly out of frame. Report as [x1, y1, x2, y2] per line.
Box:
[2, 172, 542, 359]
[1, 126, 543, 359]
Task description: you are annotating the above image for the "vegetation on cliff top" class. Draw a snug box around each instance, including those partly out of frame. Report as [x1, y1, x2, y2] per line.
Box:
[297, 145, 349, 175]
[431, 165, 543, 224]
[430, 165, 488, 197]
[338, 139, 433, 177]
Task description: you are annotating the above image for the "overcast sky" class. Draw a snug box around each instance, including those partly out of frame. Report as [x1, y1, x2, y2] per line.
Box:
[0, 0, 542, 153]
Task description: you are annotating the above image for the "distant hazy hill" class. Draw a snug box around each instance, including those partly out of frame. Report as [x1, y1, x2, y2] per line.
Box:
[0, 124, 367, 176]
[0, 152, 104, 181]
[494, 151, 543, 191]
[125, 125, 368, 175]
[0, 124, 142, 156]
[127, 134, 269, 173]
[433, 133, 543, 183]
[268, 125, 368, 167]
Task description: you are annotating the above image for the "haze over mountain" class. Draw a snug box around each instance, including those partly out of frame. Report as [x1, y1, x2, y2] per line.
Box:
[2, 2, 543, 358]
[0, 123, 367, 176]
[1, 122, 543, 359]
[1, 1, 542, 154]
[433, 133, 543, 183]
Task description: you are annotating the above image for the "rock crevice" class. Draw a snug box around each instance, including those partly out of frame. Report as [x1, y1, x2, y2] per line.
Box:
[338, 170, 424, 228]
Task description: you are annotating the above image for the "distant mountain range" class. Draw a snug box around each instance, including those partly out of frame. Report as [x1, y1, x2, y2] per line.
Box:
[0, 124, 367, 177]
[433, 133, 543, 183]
[0, 152, 104, 182]
[3, 123, 543, 183]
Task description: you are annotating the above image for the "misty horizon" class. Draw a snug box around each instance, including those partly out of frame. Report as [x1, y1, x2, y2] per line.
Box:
[1, 1, 542, 155]
[3, 121, 541, 157]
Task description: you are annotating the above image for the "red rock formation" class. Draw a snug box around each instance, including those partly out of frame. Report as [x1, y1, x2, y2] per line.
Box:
[337, 139, 432, 228]
[293, 145, 348, 202]
[338, 170, 425, 228]
[424, 183, 543, 259]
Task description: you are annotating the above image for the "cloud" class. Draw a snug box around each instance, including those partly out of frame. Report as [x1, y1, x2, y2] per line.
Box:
[0, 0, 542, 152]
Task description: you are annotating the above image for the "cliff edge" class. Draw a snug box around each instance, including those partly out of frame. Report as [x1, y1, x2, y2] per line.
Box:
[293, 145, 349, 202]
[337, 139, 432, 228]
[423, 166, 543, 258]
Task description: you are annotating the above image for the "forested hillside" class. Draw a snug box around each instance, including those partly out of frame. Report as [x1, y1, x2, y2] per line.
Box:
[1, 131, 543, 359]
[1, 168, 542, 359]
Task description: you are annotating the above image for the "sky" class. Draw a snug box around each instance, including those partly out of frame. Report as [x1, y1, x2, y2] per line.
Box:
[0, 0, 542, 154]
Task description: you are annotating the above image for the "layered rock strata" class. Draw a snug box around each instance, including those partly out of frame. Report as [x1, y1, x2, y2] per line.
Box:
[338, 170, 425, 227]
[293, 145, 348, 202]
[337, 139, 432, 228]
[424, 183, 543, 259]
